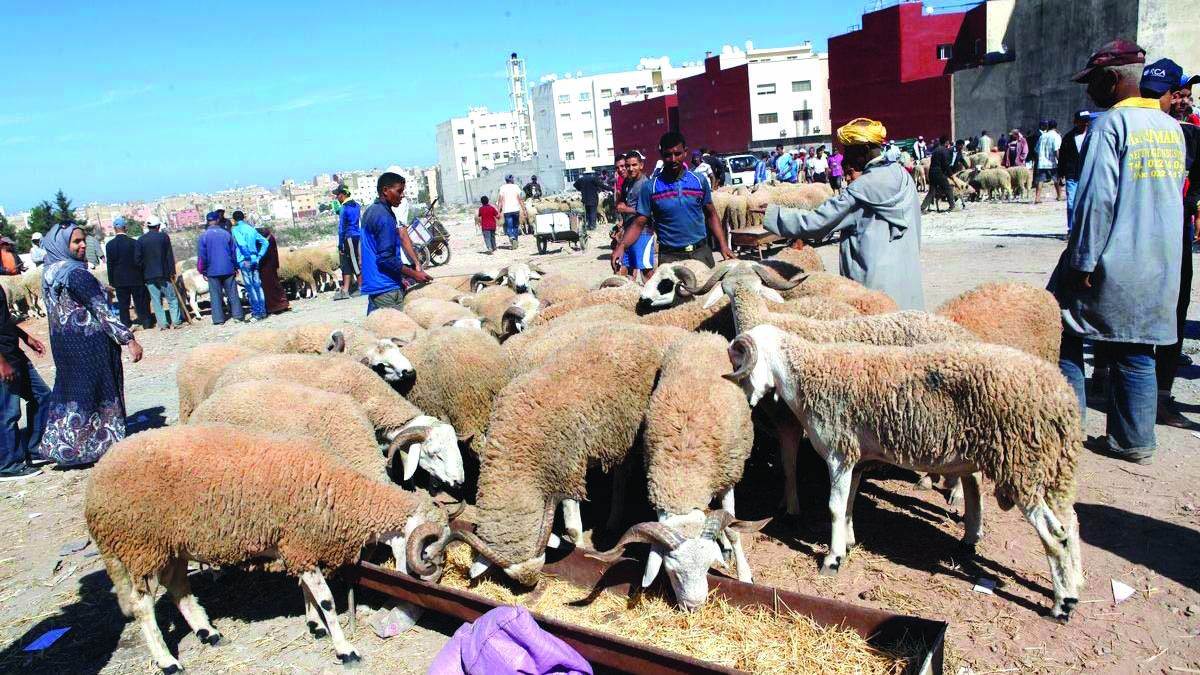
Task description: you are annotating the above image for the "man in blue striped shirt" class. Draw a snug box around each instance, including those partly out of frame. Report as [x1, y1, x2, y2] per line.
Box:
[612, 131, 734, 269]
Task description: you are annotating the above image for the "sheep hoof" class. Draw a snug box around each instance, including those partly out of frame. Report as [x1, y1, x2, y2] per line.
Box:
[337, 650, 362, 665]
[160, 664, 183, 674]
[308, 621, 327, 639]
[1053, 597, 1078, 623]
[818, 557, 842, 576]
[197, 629, 223, 646]
[320, 599, 334, 612]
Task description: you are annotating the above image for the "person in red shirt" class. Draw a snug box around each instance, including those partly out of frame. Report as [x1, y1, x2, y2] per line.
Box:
[477, 196, 499, 255]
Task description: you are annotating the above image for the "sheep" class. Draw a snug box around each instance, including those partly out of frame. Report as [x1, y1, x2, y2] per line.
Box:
[179, 268, 209, 317]
[208, 353, 464, 490]
[725, 325, 1084, 620]
[471, 262, 546, 293]
[176, 344, 259, 423]
[460, 285, 517, 337]
[278, 248, 317, 298]
[679, 260, 897, 315]
[17, 269, 44, 317]
[362, 307, 425, 343]
[229, 323, 417, 385]
[85, 425, 453, 673]
[528, 284, 641, 326]
[777, 295, 862, 320]
[0, 276, 24, 318]
[404, 281, 469, 305]
[760, 243, 826, 276]
[395, 326, 515, 455]
[639, 295, 735, 337]
[912, 162, 929, 192]
[403, 297, 481, 330]
[969, 168, 1013, 201]
[749, 183, 834, 212]
[1007, 166, 1033, 200]
[532, 273, 590, 306]
[190, 380, 431, 484]
[638, 260, 714, 309]
[591, 332, 767, 612]
[499, 292, 542, 336]
[454, 324, 674, 586]
[937, 281, 1061, 363]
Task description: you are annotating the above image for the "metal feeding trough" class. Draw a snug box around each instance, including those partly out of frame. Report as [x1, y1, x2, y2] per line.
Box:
[345, 544, 947, 675]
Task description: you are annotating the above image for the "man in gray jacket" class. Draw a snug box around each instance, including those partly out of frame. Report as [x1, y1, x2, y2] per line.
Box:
[1051, 40, 1188, 464]
[757, 117, 924, 310]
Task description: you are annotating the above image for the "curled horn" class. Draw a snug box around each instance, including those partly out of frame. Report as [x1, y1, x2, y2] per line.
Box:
[327, 329, 348, 354]
[598, 275, 630, 289]
[722, 334, 758, 383]
[674, 266, 699, 297]
[753, 264, 802, 291]
[680, 264, 733, 297]
[386, 426, 432, 479]
[588, 522, 687, 563]
[703, 509, 772, 540]
[528, 263, 548, 275]
[406, 522, 448, 579]
[501, 305, 526, 335]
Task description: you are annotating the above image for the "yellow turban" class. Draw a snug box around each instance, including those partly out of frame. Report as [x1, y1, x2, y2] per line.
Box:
[837, 118, 887, 146]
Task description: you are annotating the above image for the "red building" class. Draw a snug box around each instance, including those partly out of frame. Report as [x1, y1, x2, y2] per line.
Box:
[675, 57, 752, 154]
[828, 1, 983, 141]
[610, 95, 678, 159]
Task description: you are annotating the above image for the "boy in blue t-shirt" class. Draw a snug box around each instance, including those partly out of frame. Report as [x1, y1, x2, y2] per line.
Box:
[612, 131, 734, 270]
[614, 151, 656, 281]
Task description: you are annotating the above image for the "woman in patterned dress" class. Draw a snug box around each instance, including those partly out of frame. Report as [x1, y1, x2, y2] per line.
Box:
[36, 223, 143, 467]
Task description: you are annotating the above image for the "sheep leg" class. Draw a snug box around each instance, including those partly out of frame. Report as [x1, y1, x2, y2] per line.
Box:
[945, 474, 965, 510]
[960, 472, 984, 548]
[721, 489, 753, 583]
[820, 456, 854, 576]
[160, 559, 221, 645]
[777, 419, 803, 516]
[1020, 499, 1078, 621]
[845, 465, 864, 549]
[301, 583, 327, 638]
[130, 578, 182, 673]
[606, 458, 633, 531]
[561, 499, 583, 544]
[300, 569, 360, 663]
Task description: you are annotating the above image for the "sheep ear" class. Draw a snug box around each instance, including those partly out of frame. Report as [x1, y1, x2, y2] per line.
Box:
[402, 443, 423, 482]
[546, 533, 564, 549]
[327, 330, 347, 354]
[758, 287, 785, 304]
[388, 333, 416, 348]
[469, 554, 493, 580]
[702, 285, 725, 309]
[456, 431, 474, 444]
[642, 547, 665, 588]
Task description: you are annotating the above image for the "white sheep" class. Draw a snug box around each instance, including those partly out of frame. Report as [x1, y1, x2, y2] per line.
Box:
[725, 325, 1084, 620]
[85, 425, 453, 673]
[403, 297, 482, 330]
[471, 262, 546, 293]
[638, 260, 714, 309]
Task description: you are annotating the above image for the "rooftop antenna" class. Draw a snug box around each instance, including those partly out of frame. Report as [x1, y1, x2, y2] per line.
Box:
[507, 52, 534, 161]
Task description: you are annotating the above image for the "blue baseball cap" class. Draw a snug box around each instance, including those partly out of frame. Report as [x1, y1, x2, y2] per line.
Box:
[1141, 58, 1185, 95]
[112, 216, 125, 228]
[205, 211, 220, 222]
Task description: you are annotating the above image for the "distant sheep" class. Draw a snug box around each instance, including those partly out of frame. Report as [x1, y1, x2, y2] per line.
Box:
[1007, 166, 1033, 200]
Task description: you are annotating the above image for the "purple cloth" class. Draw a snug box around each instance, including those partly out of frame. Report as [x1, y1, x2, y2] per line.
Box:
[428, 606, 592, 675]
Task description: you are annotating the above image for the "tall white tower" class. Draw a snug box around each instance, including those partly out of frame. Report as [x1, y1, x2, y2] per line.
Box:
[507, 52, 535, 160]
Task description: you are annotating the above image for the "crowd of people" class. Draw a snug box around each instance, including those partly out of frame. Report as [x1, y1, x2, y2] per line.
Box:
[754, 144, 844, 189]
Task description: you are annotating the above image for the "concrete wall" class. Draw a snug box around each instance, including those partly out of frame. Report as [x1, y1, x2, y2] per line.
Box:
[1138, 0, 1200, 67]
[440, 156, 567, 206]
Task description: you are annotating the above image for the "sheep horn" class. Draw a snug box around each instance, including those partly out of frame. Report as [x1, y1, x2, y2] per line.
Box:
[723, 335, 758, 383]
[703, 509, 772, 539]
[386, 426, 431, 479]
[405, 522, 448, 580]
[588, 522, 687, 563]
[528, 264, 547, 275]
[680, 264, 732, 297]
[674, 266, 699, 297]
[501, 305, 526, 335]
[327, 329, 348, 354]
[753, 264, 802, 291]
[452, 527, 513, 568]
[598, 276, 628, 289]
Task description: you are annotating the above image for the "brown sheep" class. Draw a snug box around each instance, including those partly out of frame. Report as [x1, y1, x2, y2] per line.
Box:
[937, 281, 1061, 362]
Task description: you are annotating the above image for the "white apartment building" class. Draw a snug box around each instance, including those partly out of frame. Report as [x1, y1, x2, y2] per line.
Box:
[532, 58, 702, 177]
[435, 107, 523, 204]
[715, 42, 831, 147]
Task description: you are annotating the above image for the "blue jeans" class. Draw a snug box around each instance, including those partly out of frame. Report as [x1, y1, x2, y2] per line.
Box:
[503, 213, 520, 242]
[146, 278, 181, 327]
[482, 230, 496, 252]
[207, 274, 244, 324]
[1059, 333, 1158, 454]
[0, 360, 51, 472]
[240, 263, 266, 318]
[1065, 178, 1078, 232]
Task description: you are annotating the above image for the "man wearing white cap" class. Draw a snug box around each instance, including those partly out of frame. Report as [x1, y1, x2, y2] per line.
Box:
[138, 216, 182, 329]
[30, 232, 45, 267]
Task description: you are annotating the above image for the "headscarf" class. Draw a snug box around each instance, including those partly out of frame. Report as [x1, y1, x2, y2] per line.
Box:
[837, 118, 887, 147]
[41, 222, 87, 303]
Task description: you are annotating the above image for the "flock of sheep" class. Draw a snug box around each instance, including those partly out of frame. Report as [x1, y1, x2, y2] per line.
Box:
[83, 249, 1085, 673]
[175, 245, 342, 319]
[905, 150, 1035, 203]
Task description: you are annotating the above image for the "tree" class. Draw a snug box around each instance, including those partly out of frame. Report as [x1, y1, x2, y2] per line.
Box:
[52, 190, 86, 227]
[0, 213, 13, 242]
[417, 187, 431, 204]
[16, 200, 56, 253]
[124, 218, 145, 237]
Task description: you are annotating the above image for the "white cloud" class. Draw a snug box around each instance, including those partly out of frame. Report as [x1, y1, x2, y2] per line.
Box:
[78, 84, 154, 110]
[203, 88, 355, 121]
[0, 114, 30, 127]
[0, 135, 36, 146]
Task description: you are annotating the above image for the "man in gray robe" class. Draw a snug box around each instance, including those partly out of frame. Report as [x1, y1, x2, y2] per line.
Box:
[757, 117, 924, 310]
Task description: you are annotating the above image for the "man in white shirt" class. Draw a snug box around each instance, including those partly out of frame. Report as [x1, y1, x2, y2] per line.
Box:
[1033, 120, 1064, 204]
[496, 175, 525, 249]
[978, 130, 993, 153]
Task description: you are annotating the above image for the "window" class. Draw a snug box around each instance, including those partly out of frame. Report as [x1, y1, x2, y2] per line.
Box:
[583, 130, 594, 140]
[565, 151, 575, 160]
[793, 109, 813, 121]
[460, 156, 467, 163]
[500, 123, 507, 129]
[791, 80, 812, 92]
[585, 149, 596, 158]
[758, 112, 779, 124]
[558, 94, 570, 103]
[579, 92, 590, 102]
[582, 110, 592, 118]
[756, 83, 776, 95]
[936, 44, 953, 60]
[600, 89, 612, 98]
[602, 109, 610, 118]
[493, 152, 500, 159]
[563, 132, 574, 142]
[456, 129, 464, 135]
[503, 152, 510, 158]
[655, 117, 664, 124]
[501, 137, 509, 143]
[480, 139, 488, 145]
[974, 38, 983, 56]
[560, 113, 571, 122]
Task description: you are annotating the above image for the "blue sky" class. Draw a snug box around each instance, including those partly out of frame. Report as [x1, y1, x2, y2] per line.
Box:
[1, 1, 961, 212]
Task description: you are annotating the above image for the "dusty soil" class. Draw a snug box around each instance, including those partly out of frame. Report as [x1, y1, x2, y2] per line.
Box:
[1, 199, 1197, 674]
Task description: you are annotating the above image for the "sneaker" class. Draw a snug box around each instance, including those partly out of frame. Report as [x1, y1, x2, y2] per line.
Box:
[0, 464, 41, 481]
[1157, 396, 1196, 429]
[246, 315, 260, 323]
[1179, 353, 1194, 368]
[333, 291, 349, 301]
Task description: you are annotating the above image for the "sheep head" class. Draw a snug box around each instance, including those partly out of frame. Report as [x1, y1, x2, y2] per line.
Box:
[501, 293, 540, 336]
[506, 263, 543, 293]
[688, 263, 801, 309]
[455, 501, 555, 586]
[443, 317, 484, 330]
[591, 510, 769, 612]
[638, 263, 692, 309]
[723, 327, 786, 407]
[352, 335, 416, 385]
[385, 416, 465, 489]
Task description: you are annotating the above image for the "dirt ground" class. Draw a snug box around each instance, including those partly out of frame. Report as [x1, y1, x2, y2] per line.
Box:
[1, 199, 1197, 674]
